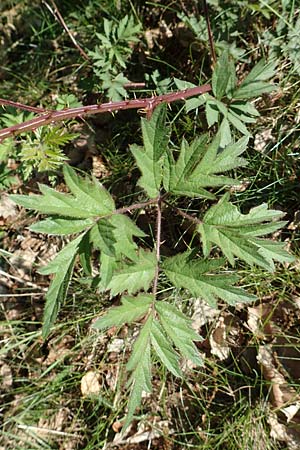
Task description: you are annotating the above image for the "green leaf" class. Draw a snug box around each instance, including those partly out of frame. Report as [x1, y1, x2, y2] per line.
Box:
[93, 294, 153, 330]
[155, 302, 203, 366]
[150, 319, 182, 377]
[124, 316, 152, 429]
[205, 100, 219, 126]
[107, 249, 156, 296]
[99, 253, 116, 289]
[38, 234, 83, 275]
[42, 260, 75, 339]
[164, 134, 248, 199]
[197, 194, 293, 270]
[162, 252, 255, 307]
[110, 214, 146, 260]
[131, 104, 169, 197]
[11, 166, 115, 218]
[29, 218, 94, 235]
[39, 235, 83, 338]
[63, 165, 115, 215]
[90, 219, 116, 257]
[233, 59, 277, 99]
[212, 51, 236, 100]
[78, 233, 92, 275]
[101, 72, 130, 101]
[227, 111, 251, 136]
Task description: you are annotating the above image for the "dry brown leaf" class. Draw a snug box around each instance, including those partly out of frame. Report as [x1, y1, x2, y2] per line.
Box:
[209, 317, 230, 360]
[81, 370, 101, 396]
[0, 361, 13, 389]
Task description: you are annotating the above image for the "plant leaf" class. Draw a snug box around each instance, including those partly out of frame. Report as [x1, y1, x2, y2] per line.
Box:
[164, 134, 249, 199]
[131, 104, 168, 197]
[212, 51, 236, 100]
[29, 217, 94, 235]
[93, 294, 153, 330]
[10, 165, 115, 218]
[150, 319, 182, 377]
[124, 316, 152, 429]
[162, 252, 255, 307]
[110, 214, 146, 260]
[107, 249, 156, 296]
[39, 235, 83, 338]
[197, 194, 293, 270]
[233, 59, 277, 99]
[90, 219, 116, 257]
[155, 301, 203, 366]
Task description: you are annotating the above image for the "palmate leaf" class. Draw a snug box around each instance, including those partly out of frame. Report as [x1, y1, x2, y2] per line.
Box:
[162, 252, 255, 307]
[10, 165, 115, 218]
[164, 134, 249, 199]
[107, 249, 156, 296]
[155, 301, 203, 366]
[130, 104, 169, 197]
[93, 294, 153, 330]
[197, 194, 294, 271]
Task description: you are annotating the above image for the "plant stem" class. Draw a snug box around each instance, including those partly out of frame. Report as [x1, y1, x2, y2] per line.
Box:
[44, 0, 90, 61]
[203, 0, 217, 67]
[163, 200, 203, 225]
[0, 84, 211, 143]
[152, 192, 162, 296]
[114, 198, 158, 215]
[0, 99, 49, 114]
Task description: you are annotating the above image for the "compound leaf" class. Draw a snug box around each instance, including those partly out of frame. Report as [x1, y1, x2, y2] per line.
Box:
[164, 134, 248, 198]
[197, 194, 293, 270]
[163, 252, 255, 307]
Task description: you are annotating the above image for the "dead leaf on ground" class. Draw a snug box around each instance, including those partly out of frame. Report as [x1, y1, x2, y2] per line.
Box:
[81, 370, 101, 396]
[0, 361, 13, 389]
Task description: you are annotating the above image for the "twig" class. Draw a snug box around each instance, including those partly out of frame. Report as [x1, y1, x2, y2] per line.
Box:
[43, 0, 90, 61]
[163, 200, 203, 225]
[0, 269, 48, 292]
[203, 0, 217, 67]
[0, 84, 211, 142]
[0, 98, 49, 114]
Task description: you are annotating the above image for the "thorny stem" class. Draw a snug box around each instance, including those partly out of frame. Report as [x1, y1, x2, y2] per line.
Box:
[0, 84, 211, 142]
[152, 192, 162, 296]
[203, 0, 217, 67]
